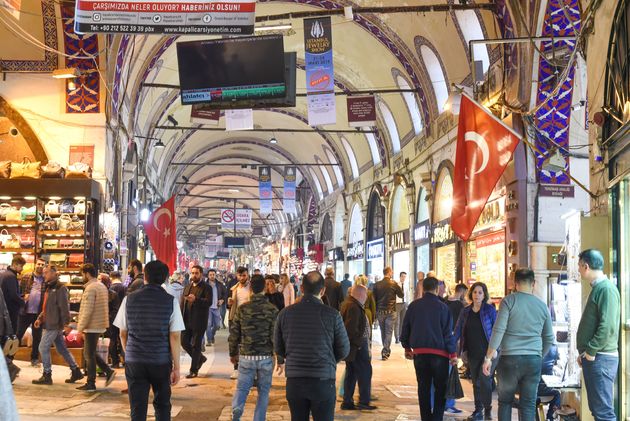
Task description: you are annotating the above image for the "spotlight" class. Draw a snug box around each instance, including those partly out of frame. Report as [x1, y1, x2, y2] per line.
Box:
[269, 137, 278, 144]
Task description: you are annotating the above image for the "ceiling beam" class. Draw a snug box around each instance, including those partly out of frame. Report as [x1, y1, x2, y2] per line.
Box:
[171, 162, 340, 166]
[176, 182, 308, 189]
[155, 125, 376, 134]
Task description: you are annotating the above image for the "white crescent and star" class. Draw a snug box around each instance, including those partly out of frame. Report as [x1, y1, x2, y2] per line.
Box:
[464, 131, 490, 175]
[153, 208, 172, 237]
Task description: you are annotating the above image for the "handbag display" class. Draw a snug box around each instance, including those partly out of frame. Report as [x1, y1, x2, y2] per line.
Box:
[57, 214, 72, 231]
[65, 162, 92, 179]
[45, 200, 59, 214]
[0, 229, 10, 246]
[20, 229, 34, 249]
[67, 215, 84, 232]
[60, 200, 74, 214]
[20, 206, 36, 221]
[0, 161, 10, 178]
[59, 239, 74, 248]
[74, 199, 86, 215]
[49, 253, 67, 267]
[5, 234, 20, 249]
[41, 215, 57, 231]
[5, 208, 21, 221]
[0, 204, 15, 220]
[9, 157, 41, 179]
[0, 252, 12, 266]
[43, 239, 59, 249]
[68, 254, 84, 268]
[41, 161, 65, 178]
[72, 239, 84, 248]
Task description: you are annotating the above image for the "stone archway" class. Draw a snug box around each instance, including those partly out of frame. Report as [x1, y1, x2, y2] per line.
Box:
[0, 96, 48, 163]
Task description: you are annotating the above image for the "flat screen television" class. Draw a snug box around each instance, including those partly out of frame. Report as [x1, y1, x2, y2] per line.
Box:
[177, 35, 295, 108]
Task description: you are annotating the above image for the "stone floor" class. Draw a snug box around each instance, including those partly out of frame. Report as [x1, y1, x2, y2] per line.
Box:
[11, 328, 521, 420]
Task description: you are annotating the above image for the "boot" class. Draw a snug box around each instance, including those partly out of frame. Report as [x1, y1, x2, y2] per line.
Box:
[65, 367, 84, 383]
[33, 371, 53, 385]
[484, 407, 493, 420]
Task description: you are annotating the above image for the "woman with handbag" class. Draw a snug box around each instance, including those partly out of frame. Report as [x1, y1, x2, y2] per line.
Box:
[453, 282, 498, 421]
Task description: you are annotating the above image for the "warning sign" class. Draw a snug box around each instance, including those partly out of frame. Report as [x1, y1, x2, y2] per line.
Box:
[221, 208, 251, 230]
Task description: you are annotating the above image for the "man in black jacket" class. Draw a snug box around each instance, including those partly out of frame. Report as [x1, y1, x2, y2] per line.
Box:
[275, 271, 350, 421]
[323, 267, 342, 311]
[17, 257, 46, 366]
[340, 285, 376, 411]
[373, 266, 404, 360]
[181, 265, 212, 378]
[205, 268, 226, 347]
[0, 255, 25, 334]
[126, 259, 144, 294]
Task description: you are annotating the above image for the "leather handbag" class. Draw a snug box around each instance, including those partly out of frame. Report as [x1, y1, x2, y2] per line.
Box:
[72, 239, 85, 248]
[41, 215, 57, 231]
[0, 229, 10, 246]
[41, 161, 65, 178]
[66, 162, 92, 179]
[74, 199, 86, 215]
[0, 161, 10, 178]
[43, 239, 59, 249]
[60, 200, 74, 214]
[49, 253, 67, 267]
[5, 208, 21, 222]
[20, 206, 36, 221]
[9, 157, 41, 179]
[5, 234, 20, 249]
[20, 229, 34, 249]
[0, 204, 14, 220]
[67, 216, 84, 232]
[45, 200, 59, 214]
[67, 254, 84, 268]
[59, 239, 74, 248]
[57, 214, 72, 231]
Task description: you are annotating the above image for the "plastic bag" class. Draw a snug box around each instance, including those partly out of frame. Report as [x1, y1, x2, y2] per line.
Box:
[446, 365, 464, 400]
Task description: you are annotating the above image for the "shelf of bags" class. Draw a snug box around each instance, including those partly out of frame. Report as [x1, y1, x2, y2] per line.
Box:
[0, 248, 35, 253]
[0, 221, 36, 227]
[44, 213, 86, 218]
[39, 248, 86, 253]
[39, 231, 84, 237]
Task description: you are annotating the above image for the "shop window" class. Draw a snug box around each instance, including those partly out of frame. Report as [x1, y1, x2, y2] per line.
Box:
[454, 10, 490, 74]
[377, 101, 401, 154]
[396, 75, 423, 135]
[362, 128, 381, 165]
[417, 188, 430, 223]
[324, 148, 344, 187]
[340, 136, 359, 179]
[367, 191, 385, 240]
[419, 45, 450, 113]
[390, 185, 410, 232]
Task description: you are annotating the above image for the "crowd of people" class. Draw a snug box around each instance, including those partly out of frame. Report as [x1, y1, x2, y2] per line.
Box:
[0, 248, 621, 421]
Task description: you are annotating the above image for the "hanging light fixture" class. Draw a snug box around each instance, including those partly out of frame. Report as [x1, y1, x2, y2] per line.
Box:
[155, 139, 166, 149]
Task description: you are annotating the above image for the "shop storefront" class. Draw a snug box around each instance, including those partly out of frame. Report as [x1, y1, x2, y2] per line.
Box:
[347, 204, 365, 278]
[366, 190, 386, 277]
[389, 183, 411, 283]
[414, 188, 431, 277]
[327, 246, 344, 280]
[366, 238, 385, 280]
[431, 166, 458, 286]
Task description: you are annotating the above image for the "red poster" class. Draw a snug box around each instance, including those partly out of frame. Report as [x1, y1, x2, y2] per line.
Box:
[190, 105, 220, 125]
[347, 96, 376, 127]
[69, 145, 95, 168]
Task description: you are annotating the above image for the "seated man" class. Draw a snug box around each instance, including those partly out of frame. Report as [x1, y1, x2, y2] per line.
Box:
[537, 344, 560, 420]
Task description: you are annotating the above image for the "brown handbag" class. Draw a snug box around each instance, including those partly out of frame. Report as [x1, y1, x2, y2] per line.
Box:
[9, 157, 41, 179]
[41, 161, 65, 178]
[0, 161, 10, 178]
[66, 162, 92, 179]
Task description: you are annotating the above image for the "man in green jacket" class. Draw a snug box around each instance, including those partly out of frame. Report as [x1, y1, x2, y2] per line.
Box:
[576, 249, 620, 421]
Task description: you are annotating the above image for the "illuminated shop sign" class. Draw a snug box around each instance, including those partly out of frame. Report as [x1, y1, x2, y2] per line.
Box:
[327, 247, 344, 262]
[366, 238, 385, 261]
[414, 221, 430, 246]
[389, 230, 410, 252]
[430, 220, 456, 247]
[346, 240, 364, 260]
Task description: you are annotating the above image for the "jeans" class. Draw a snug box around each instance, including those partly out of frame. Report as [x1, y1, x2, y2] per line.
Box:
[108, 325, 124, 365]
[205, 308, 222, 343]
[343, 339, 372, 405]
[581, 353, 618, 421]
[84, 332, 111, 384]
[469, 354, 496, 413]
[286, 377, 336, 421]
[394, 303, 407, 342]
[496, 355, 541, 421]
[181, 329, 204, 374]
[232, 357, 274, 421]
[537, 381, 561, 420]
[376, 311, 396, 356]
[414, 354, 449, 421]
[39, 329, 79, 374]
[17, 313, 42, 361]
[125, 362, 172, 421]
[220, 304, 227, 328]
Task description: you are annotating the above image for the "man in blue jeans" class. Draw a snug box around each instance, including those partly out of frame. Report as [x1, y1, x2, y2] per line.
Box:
[373, 267, 404, 360]
[576, 249, 620, 421]
[205, 269, 225, 346]
[229, 274, 280, 421]
[483, 268, 554, 420]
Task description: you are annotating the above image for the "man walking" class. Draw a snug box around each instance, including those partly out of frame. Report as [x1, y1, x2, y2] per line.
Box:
[180, 265, 211, 378]
[206, 269, 226, 346]
[394, 271, 409, 344]
[229, 274, 279, 421]
[482, 268, 554, 420]
[17, 257, 46, 366]
[401, 276, 457, 421]
[76, 263, 115, 391]
[32, 265, 83, 385]
[109, 271, 126, 368]
[0, 255, 25, 334]
[126, 259, 144, 294]
[228, 267, 251, 379]
[373, 266, 404, 360]
[340, 284, 376, 411]
[323, 267, 343, 310]
[340, 273, 352, 300]
[275, 271, 350, 421]
[114, 260, 185, 421]
[576, 249, 620, 421]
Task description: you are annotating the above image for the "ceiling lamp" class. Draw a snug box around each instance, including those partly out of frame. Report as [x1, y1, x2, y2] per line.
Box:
[155, 139, 165, 149]
[52, 68, 81, 79]
[269, 137, 278, 144]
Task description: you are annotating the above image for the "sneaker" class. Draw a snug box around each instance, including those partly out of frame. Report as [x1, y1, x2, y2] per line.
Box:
[65, 367, 84, 384]
[356, 403, 378, 410]
[76, 383, 97, 392]
[340, 403, 357, 410]
[466, 410, 483, 421]
[230, 369, 239, 379]
[232, 407, 243, 421]
[105, 370, 116, 387]
[445, 407, 463, 414]
[31, 360, 41, 367]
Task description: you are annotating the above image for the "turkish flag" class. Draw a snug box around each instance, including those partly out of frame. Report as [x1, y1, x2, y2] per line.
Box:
[143, 196, 177, 274]
[451, 95, 521, 241]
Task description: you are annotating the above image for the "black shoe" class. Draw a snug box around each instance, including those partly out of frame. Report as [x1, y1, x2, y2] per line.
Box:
[381, 354, 389, 361]
[466, 410, 484, 421]
[32, 372, 53, 385]
[356, 403, 378, 410]
[484, 408, 493, 420]
[7, 361, 20, 383]
[186, 372, 198, 379]
[105, 370, 116, 387]
[340, 403, 357, 410]
[111, 362, 121, 369]
[65, 367, 84, 383]
[76, 383, 97, 392]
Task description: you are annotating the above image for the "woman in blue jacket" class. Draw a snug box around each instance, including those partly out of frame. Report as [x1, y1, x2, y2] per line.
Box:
[454, 282, 497, 421]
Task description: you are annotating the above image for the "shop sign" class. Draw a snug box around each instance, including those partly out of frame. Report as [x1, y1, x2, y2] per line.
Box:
[69, 145, 95, 169]
[366, 238, 384, 261]
[413, 221, 430, 246]
[539, 184, 575, 198]
[346, 240, 364, 260]
[216, 250, 230, 259]
[430, 220, 456, 247]
[73, 0, 256, 35]
[327, 247, 344, 262]
[190, 105, 220, 125]
[220, 208, 252, 230]
[476, 231, 505, 248]
[473, 197, 505, 234]
[389, 230, 410, 252]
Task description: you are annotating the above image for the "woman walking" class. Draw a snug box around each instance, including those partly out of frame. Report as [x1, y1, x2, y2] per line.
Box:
[454, 282, 497, 421]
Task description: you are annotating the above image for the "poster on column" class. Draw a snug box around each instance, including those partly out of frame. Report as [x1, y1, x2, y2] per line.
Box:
[304, 16, 336, 126]
[283, 166, 296, 215]
[259, 166, 272, 215]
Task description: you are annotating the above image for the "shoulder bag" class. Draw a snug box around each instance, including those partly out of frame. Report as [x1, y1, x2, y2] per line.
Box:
[9, 157, 41, 179]
[60, 200, 74, 214]
[41, 214, 57, 231]
[0, 204, 15, 220]
[41, 161, 65, 178]
[74, 199, 86, 215]
[0, 229, 10, 246]
[57, 214, 72, 231]
[20, 206, 36, 221]
[66, 162, 92, 179]
[5, 234, 20, 249]
[0, 161, 10, 178]
[49, 253, 67, 267]
[5, 207, 22, 222]
[45, 200, 59, 214]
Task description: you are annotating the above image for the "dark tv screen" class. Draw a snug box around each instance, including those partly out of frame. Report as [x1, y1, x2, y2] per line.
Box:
[177, 35, 286, 105]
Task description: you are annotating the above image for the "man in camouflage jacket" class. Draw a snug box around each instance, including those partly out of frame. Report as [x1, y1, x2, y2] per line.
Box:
[228, 274, 282, 421]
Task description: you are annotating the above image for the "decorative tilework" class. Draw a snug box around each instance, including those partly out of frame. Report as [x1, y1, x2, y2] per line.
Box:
[494, 0, 518, 85]
[534, 0, 581, 184]
[112, 35, 131, 113]
[0, 1, 57, 72]
[60, 5, 100, 113]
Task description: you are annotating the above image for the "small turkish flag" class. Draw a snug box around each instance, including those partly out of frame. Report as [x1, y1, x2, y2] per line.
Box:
[451, 95, 521, 241]
[143, 196, 177, 274]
